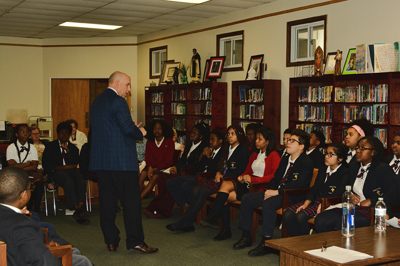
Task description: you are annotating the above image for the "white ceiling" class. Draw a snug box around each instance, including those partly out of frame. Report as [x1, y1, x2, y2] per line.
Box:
[0, 0, 276, 39]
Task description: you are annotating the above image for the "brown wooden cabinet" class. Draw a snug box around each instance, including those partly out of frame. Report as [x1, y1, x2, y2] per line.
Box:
[289, 73, 400, 152]
[145, 82, 227, 143]
[231, 79, 281, 151]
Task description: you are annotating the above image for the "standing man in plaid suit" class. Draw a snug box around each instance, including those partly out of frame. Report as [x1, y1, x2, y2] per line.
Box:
[90, 71, 158, 253]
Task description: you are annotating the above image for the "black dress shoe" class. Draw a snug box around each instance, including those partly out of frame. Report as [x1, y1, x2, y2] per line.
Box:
[213, 229, 232, 241]
[107, 243, 119, 251]
[200, 214, 220, 229]
[73, 206, 91, 220]
[166, 223, 195, 232]
[233, 237, 253, 249]
[130, 242, 158, 253]
[248, 242, 273, 256]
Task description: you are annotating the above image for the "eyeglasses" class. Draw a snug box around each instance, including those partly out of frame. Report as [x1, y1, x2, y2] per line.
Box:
[283, 138, 291, 143]
[226, 132, 236, 136]
[18, 131, 30, 134]
[355, 146, 374, 151]
[287, 138, 301, 145]
[325, 153, 337, 158]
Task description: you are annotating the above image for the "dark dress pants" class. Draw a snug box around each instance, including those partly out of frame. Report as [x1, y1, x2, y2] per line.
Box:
[314, 208, 371, 233]
[239, 191, 283, 237]
[96, 170, 144, 249]
[167, 175, 197, 206]
[50, 169, 86, 210]
[282, 208, 312, 236]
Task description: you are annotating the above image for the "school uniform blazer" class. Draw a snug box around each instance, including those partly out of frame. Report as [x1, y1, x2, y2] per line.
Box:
[348, 161, 396, 207]
[269, 152, 314, 194]
[175, 140, 208, 173]
[306, 164, 349, 202]
[42, 139, 79, 177]
[222, 144, 250, 177]
[198, 147, 224, 173]
[387, 154, 399, 175]
[0, 205, 61, 266]
[307, 148, 325, 170]
[89, 88, 143, 172]
[241, 151, 281, 183]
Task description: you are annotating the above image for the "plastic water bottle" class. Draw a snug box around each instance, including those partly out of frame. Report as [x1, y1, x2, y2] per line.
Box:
[375, 197, 386, 231]
[342, 185, 355, 237]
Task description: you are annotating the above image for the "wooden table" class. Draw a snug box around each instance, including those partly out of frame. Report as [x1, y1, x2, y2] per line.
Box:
[265, 226, 400, 265]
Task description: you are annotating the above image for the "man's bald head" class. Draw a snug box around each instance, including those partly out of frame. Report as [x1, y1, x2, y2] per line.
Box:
[108, 71, 131, 98]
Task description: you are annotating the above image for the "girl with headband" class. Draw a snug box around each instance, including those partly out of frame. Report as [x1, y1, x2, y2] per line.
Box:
[345, 118, 374, 164]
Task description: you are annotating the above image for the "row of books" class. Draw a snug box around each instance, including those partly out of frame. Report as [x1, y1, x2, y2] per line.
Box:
[194, 119, 212, 126]
[374, 128, 388, 148]
[238, 121, 263, 130]
[172, 89, 186, 101]
[239, 86, 264, 103]
[343, 104, 388, 124]
[239, 104, 264, 119]
[151, 92, 163, 103]
[171, 103, 186, 115]
[298, 86, 333, 103]
[151, 104, 164, 116]
[335, 84, 388, 102]
[172, 119, 185, 131]
[193, 88, 212, 100]
[295, 124, 332, 143]
[195, 102, 212, 115]
[298, 105, 332, 122]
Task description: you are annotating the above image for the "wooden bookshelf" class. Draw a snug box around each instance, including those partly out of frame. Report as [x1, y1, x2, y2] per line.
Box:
[232, 79, 281, 151]
[145, 82, 227, 143]
[289, 73, 400, 152]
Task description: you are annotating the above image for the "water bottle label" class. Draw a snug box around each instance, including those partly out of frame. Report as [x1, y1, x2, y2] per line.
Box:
[342, 207, 347, 215]
[349, 214, 354, 227]
[375, 209, 386, 216]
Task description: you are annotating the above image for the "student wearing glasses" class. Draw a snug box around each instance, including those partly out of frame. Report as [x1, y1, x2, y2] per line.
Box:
[283, 143, 349, 237]
[233, 129, 313, 256]
[314, 136, 395, 233]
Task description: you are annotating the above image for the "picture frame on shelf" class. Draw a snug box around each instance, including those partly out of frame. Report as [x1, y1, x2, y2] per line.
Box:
[207, 56, 226, 79]
[203, 59, 211, 82]
[245, 54, 264, 80]
[343, 48, 357, 75]
[324, 51, 338, 75]
[159, 60, 177, 85]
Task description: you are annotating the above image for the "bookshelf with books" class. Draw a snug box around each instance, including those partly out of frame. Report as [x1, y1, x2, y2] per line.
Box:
[289, 73, 400, 151]
[145, 82, 227, 144]
[231, 79, 281, 151]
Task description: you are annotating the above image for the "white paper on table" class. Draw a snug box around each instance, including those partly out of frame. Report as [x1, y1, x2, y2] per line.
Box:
[387, 217, 400, 228]
[0, 121, 5, 131]
[304, 246, 373, 264]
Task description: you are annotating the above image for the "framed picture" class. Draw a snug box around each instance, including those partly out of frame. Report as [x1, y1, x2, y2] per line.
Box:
[324, 51, 339, 75]
[160, 61, 180, 84]
[207, 56, 226, 78]
[159, 60, 174, 85]
[246, 54, 264, 80]
[343, 48, 357, 75]
[203, 59, 210, 82]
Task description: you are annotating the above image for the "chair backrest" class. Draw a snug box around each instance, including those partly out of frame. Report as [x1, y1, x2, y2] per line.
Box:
[0, 241, 6, 266]
[310, 168, 318, 187]
[49, 245, 72, 266]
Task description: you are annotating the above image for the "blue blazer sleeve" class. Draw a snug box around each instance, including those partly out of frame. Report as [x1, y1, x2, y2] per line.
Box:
[224, 144, 250, 177]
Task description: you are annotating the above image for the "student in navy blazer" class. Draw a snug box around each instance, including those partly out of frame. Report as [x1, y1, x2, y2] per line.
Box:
[315, 137, 395, 233]
[89, 72, 157, 253]
[387, 132, 400, 176]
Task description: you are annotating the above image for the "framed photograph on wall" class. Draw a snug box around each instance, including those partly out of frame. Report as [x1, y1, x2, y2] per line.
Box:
[160, 61, 180, 84]
[324, 51, 339, 75]
[159, 60, 175, 85]
[343, 48, 357, 75]
[203, 59, 210, 82]
[207, 56, 226, 79]
[246, 54, 264, 80]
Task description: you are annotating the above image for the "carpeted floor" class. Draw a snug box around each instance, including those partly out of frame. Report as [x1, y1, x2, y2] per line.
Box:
[39, 196, 281, 266]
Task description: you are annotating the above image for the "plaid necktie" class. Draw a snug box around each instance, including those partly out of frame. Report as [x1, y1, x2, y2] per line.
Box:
[391, 160, 400, 172]
[357, 167, 366, 179]
[279, 162, 293, 184]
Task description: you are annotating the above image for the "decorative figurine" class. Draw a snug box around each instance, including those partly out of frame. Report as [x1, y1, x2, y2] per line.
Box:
[190, 48, 201, 83]
[173, 67, 179, 84]
[334, 50, 342, 75]
[313, 46, 324, 77]
[247, 67, 257, 80]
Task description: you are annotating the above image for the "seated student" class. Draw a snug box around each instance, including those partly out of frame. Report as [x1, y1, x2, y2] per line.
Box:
[166, 125, 250, 232]
[6, 124, 43, 213]
[314, 137, 395, 233]
[200, 127, 281, 241]
[306, 130, 326, 170]
[143, 122, 210, 219]
[139, 119, 175, 200]
[233, 129, 313, 256]
[387, 132, 400, 176]
[345, 118, 374, 164]
[245, 123, 261, 154]
[29, 126, 46, 168]
[66, 119, 87, 152]
[278, 128, 292, 158]
[42, 121, 90, 224]
[283, 142, 349, 237]
[0, 167, 92, 266]
[167, 130, 224, 209]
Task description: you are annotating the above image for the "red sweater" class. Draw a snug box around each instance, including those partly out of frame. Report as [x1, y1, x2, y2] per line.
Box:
[145, 138, 175, 170]
[242, 150, 281, 184]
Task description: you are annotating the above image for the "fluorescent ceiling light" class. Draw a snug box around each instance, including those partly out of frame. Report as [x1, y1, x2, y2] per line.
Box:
[165, 0, 210, 3]
[59, 22, 122, 30]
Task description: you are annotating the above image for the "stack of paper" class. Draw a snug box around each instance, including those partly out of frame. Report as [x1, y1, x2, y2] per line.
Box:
[304, 246, 373, 263]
